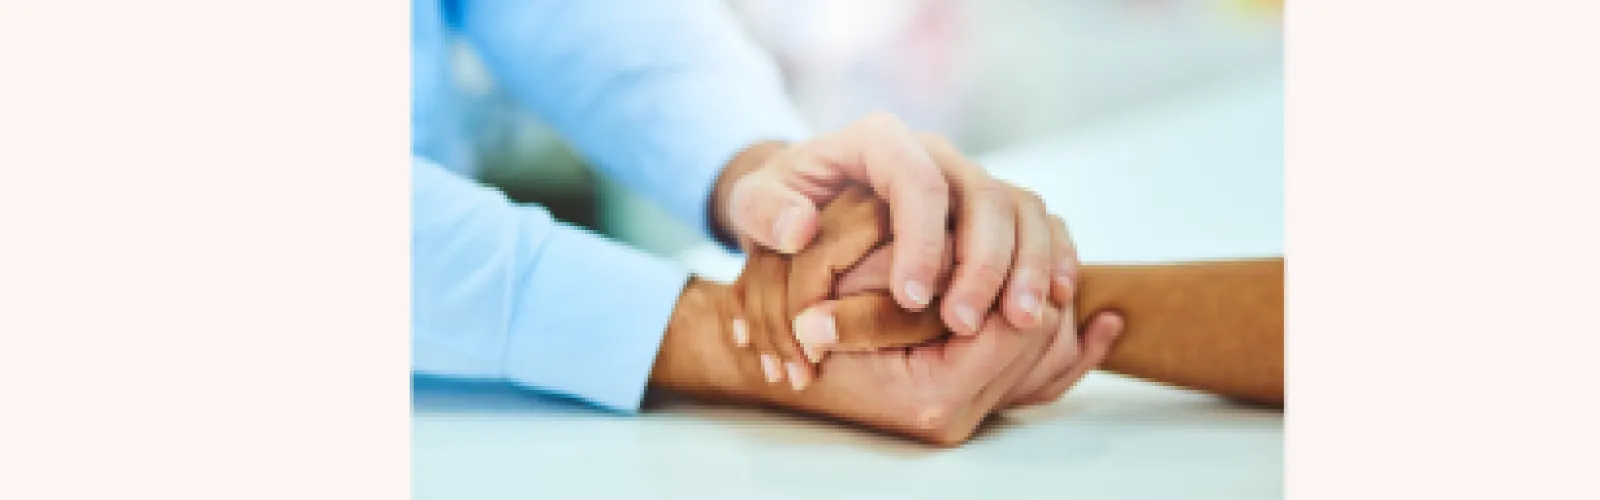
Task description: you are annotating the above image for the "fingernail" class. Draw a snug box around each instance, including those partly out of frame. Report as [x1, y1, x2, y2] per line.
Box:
[1056, 263, 1076, 287]
[803, 344, 823, 364]
[785, 362, 811, 391]
[1018, 291, 1042, 321]
[731, 319, 749, 347]
[1057, 278, 1074, 298]
[954, 303, 981, 334]
[793, 310, 838, 345]
[760, 355, 782, 383]
[904, 280, 931, 307]
[773, 206, 800, 252]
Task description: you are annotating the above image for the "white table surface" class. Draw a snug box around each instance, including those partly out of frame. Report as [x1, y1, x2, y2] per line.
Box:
[414, 67, 1285, 500]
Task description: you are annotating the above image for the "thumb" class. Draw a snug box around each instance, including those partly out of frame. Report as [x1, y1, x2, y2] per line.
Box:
[727, 169, 821, 254]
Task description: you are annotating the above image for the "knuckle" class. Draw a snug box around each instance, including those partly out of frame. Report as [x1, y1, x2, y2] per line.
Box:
[1050, 214, 1069, 235]
[1017, 240, 1052, 265]
[906, 238, 947, 273]
[1015, 185, 1045, 210]
[970, 181, 1013, 216]
[916, 132, 953, 151]
[911, 397, 961, 434]
[971, 178, 1009, 202]
[859, 110, 904, 131]
[902, 158, 949, 193]
[964, 257, 1011, 289]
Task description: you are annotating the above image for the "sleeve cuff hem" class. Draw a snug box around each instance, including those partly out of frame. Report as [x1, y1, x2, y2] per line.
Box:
[501, 222, 689, 413]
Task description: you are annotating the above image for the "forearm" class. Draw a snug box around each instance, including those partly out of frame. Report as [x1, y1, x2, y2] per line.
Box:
[647, 278, 795, 406]
[714, 183, 1286, 405]
[789, 257, 1289, 405]
[1077, 259, 1285, 406]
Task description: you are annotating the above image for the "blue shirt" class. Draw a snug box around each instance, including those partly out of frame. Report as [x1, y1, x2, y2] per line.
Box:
[411, 0, 808, 412]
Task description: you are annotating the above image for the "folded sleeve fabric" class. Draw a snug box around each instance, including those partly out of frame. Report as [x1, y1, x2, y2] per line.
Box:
[411, 157, 688, 412]
[451, 0, 810, 240]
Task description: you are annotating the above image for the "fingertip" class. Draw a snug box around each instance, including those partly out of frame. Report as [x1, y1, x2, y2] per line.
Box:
[731, 318, 750, 347]
[773, 202, 820, 254]
[1051, 278, 1074, 306]
[803, 344, 825, 364]
[1093, 313, 1126, 340]
[730, 172, 821, 254]
[899, 279, 932, 310]
[944, 301, 982, 335]
[759, 354, 783, 384]
[1006, 288, 1044, 330]
[792, 307, 839, 346]
[1106, 312, 1126, 331]
[889, 229, 946, 311]
[785, 361, 812, 391]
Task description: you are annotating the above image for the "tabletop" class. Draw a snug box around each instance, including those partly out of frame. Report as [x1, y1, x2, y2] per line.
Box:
[415, 66, 1285, 499]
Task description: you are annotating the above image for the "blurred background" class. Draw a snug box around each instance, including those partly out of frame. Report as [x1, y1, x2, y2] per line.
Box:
[447, 0, 1283, 259]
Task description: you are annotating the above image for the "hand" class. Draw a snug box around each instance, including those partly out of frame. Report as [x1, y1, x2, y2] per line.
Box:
[712, 114, 1078, 341]
[826, 242, 1124, 410]
[725, 183, 1078, 389]
[649, 270, 1123, 446]
[727, 186, 953, 389]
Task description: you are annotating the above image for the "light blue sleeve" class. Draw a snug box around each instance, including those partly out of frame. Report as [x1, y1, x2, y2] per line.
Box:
[453, 0, 810, 239]
[412, 156, 689, 413]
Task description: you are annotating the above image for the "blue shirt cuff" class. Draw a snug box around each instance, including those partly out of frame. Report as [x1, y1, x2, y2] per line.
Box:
[501, 222, 689, 413]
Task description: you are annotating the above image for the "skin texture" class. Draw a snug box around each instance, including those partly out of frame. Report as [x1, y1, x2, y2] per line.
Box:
[826, 256, 1288, 407]
[648, 276, 1120, 446]
[712, 116, 1078, 344]
[1081, 260, 1285, 406]
[650, 184, 1125, 445]
[654, 124, 1128, 445]
[734, 185, 1286, 406]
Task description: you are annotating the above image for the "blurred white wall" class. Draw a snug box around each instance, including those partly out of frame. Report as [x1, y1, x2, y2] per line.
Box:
[730, 0, 1282, 150]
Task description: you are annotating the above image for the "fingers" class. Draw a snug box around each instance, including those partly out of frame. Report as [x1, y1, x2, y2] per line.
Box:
[912, 309, 1052, 442]
[816, 294, 946, 351]
[921, 135, 1015, 336]
[833, 237, 956, 298]
[1047, 215, 1079, 307]
[1020, 312, 1124, 406]
[742, 254, 782, 386]
[743, 250, 815, 388]
[786, 186, 889, 319]
[930, 314, 1055, 445]
[795, 239, 952, 358]
[762, 250, 817, 390]
[938, 312, 1038, 389]
[1001, 188, 1052, 329]
[726, 281, 751, 348]
[998, 304, 1079, 408]
[805, 113, 949, 312]
[727, 167, 822, 254]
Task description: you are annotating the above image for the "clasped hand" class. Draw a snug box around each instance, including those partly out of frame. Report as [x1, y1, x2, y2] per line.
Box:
[654, 114, 1123, 446]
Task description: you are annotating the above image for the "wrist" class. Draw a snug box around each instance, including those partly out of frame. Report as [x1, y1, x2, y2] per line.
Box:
[708, 141, 788, 249]
[649, 278, 767, 403]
